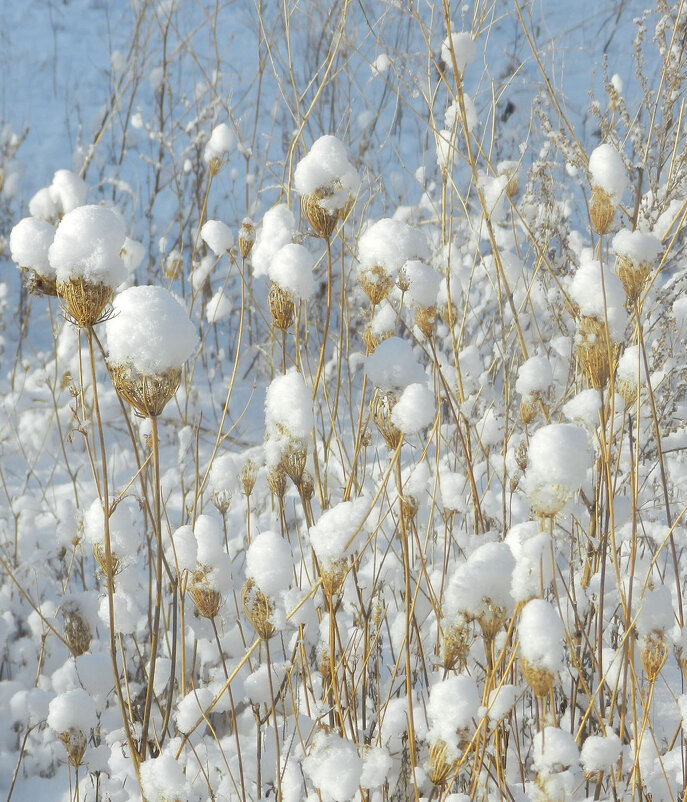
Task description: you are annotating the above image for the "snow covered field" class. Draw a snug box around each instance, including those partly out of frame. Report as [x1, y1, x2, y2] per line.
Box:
[1, 1, 687, 800]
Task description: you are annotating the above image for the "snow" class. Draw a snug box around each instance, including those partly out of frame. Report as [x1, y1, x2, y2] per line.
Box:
[293, 135, 360, 212]
[245, 530, 293, 596]
[251, 204, 296, 279]
[589, 143, 627, 200]
[203, 123, 234, 164]
[519, 598, 565, 673]
[200, 219, 234, 256]
[309, 497, 370, 569]
[47, 688, 98, 734]
[612, 228, 662, 265]
[570, 258, 627, 340]
[515, 355, 553, 397]
[401, 259, 441, 308]
[140, 752, 188, 802]
[427, 675, 480, 759]
[445, 541, 515, 622]
[365, 336, 425, 391]
[533, 726, 579, 774]
[302, 730, 363, 802]
[562, 388, 602, 428]
[9, 217, 55, 276]
[205, 288, 233, 322]
[106, 285, 198, 375]
[580, 732, 621, 774]
[441, 31, 476, 74]
[486, 684, 517, 720]
[358, 218, 430, 281]
[391, 382, 435, 433]
[268, 242, 315, 300]
[264, 369, 313, 468]
[49, 204, 127, 288]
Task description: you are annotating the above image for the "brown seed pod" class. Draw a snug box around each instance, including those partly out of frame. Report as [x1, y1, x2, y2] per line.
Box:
[110, 364, 182, 417]
[58, 728, 88, 768]
[241, 578, 275, 640]
[280, 439, 307, 485]
[360, 265, 393, 307]
[576, 316, 616, 388]
[238, 219, 255, 259]
[93, 542, 121, 580]
[478, 600, 507, 640]
[267, 465, 287, 499]
[442, 621, 471, 670]
[21, 267, 58, 297]
[615, 255, 653, 303]
[520, 656, 555, 698]
[240, 459, 258, 497]
[590, 186, 615, 235]
[640, 631, 668, 682]
[301, 188, 340, 238]
[428, 740, 457, 787]
[370, 388, 403, 449]
[321, 558, 348, 598]
[415, 306, 436, 339]
[212, 488, 232, 516]
[57, 278, 113, 328]
[520, 396, 538, 425]
[189, 569, 222, 619]
[63, 609, 92, 657]
[268, 282, 295, 330]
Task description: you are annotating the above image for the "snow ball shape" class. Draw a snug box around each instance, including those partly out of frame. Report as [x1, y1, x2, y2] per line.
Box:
[106, 285, 198, 416]
[49, 204, 127, 326]
[524, 423, 591, 517]
[10, 216, 57, 295]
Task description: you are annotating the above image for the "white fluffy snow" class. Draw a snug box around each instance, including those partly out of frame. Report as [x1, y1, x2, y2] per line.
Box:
[309, 497, 370, 569]
[293, 135, 360, 212]
[200, 219, 234, 256]
[245, 530, 293, 596]
[515, 355, 553, 397]
[533, 726, 579, 773]
[203, 122, 234, 164]
[401, 259, 441, 307]
[205, 288, 233, 323]
[106, 285, 198, 375]
[612, 228, 662, 264]
[441, 31, 476, 74]
[589, 143, 627, 199]
[570, 258, 627, 340]
[580, 732, 621, 774]
[427, 674, 480, 758]
[268, 242, 315, 300]
[519, 598, 565, 673]
[562, 388, 602, 428]
[47, 688, 98, 734]
[391, 382, 435, 433]
[302, 730, 363, 802]
[264, 368, 313, 468]
[251, 204, 296, 278]
[140, 752, 188, 802]
[49, 204, 127, 288]
[358, 218, 430, 281]
[365, 336, 425, 391]
[9, 217, 55, 276]
[445, 541, 515, 622]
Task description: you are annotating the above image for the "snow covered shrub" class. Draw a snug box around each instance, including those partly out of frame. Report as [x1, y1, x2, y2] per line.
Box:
[106, 285, 198, 416]
[9, 216, 57, 295]
[588, 143, 627, 234]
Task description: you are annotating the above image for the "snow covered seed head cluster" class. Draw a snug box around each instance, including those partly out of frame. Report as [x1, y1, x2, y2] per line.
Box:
[519, 598, 565, 697]
[242, 531, 292, 639]
[264, 369, 313, 485]
[294, 135, 360, 237]
[267, 243, 315, 330]
[612, 228, 662, 303]
[357, 218, 430, 306]
[187, 516, 232, 619]
[524, 423, 591, 518]
[106, 286, 198, 416]
[47, 688, 98, 768]
[426, 675, 480, 783]
[516, 354, 553, 424]
[28, 168, 87, 223]
[588, 143, 627, 235]
[570, 258, 627, 388]
[637, 585, 674, 682]
[238, 217, 255, 259]
[203, 122, 233, 175]
[49, 204, 127, 326]
[9, 216, 58, 295]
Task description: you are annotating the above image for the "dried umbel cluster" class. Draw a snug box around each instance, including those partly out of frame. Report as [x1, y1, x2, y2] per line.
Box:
[360, 264, 394, 307]
[238, 218, 255, 259]
[105, 286, 198, 418]
[441, 620, 471, 670]
[520, 656, 555, 698]
[588, 143, 627, 236]
[189, 568, 222, 619]
[320, 557, 348, 598]
[58, 728, 88, 769]
[241, 578, 275, 640]
[110, 364, 182, 418]
[589, 186, 616, 235]
[301, 187, 343, 239]
[268, 282, 295, 330]
[428, 739, 460, 787]
[612, 229, 662, 304]
[370, 388, 402, 449]
[640, 631, 668, 682]
[239, 459, 258, 497]
[62, 608, 92, 657]
[93, 542, 121, 579]
[575, 316, 616, 389]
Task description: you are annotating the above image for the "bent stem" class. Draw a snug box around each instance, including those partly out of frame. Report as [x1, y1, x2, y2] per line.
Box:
[140, 413, 163, 759]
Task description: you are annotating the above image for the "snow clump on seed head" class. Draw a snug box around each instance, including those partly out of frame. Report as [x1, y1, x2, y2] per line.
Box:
[441, 30, 476, 75]
[309, 497, 370, 571]
[251, 204, 296, 278]
[294, 134, 360, 213]
[10, 217, 55, 275]
[49, 204, 127, 288]
[524, 423, 591, 517]
[427, 674, 480, 760]
[245, 530, 293, 598]
[589, 144, 627, 201]
[140, 751, 189, 802]
[519, 598, 565, 676]
[365, 337, 425, 392]
[264, 368, 314, 475]
[203, 122, 233, 169]
[268, 242, 315, 300]
[302, 730, 363, 802]
[106, 286, 198, 376]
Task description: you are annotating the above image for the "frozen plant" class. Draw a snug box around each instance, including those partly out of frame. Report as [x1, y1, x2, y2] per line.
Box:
[203, 122, 234, 174]
[294, 134, 360, 237]
[519, 598, 565, 697]
[106, 285, 198, 416]
[9, 216, 57, 295]
[588, 143, 627, 234]
[264, 368, 313, 484]
[47, 688, 98, 768]
[200, 219, 234, 257]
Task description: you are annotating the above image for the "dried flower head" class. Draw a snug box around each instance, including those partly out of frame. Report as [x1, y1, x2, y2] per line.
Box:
[370, 387, 403, 449]
[241, 578, 275, 640]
